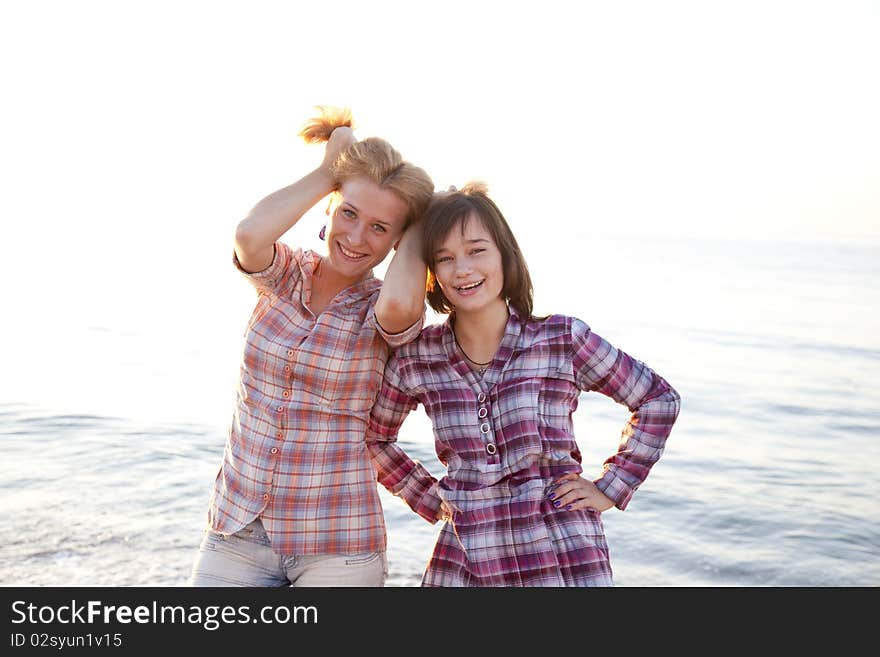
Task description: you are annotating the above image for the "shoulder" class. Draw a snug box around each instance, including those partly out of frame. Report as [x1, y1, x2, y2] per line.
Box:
[518, 313, 582, 348]
[233, 242, 303, 293]
[272, 243, 306, 280]
[267, 242, 303, 268]
[382, 321, 453, 394]
[391, 320, 448, 359]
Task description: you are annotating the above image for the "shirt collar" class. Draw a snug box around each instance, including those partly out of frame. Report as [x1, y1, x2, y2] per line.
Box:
[441, 304, 523, 387]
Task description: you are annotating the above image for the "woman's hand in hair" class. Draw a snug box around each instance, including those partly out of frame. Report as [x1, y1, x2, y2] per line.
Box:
[547, 473, 615, 513]
[320, 126, 356, 175]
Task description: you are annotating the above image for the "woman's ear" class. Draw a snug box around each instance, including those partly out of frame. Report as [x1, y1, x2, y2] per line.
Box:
[393, 238, 402, 251]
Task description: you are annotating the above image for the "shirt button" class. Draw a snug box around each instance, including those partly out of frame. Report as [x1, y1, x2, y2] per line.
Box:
[478, 407, 488, 418]
[270, 448, 278, 454]
[480, 422, 490, 434]
[477, 392, 487, 403]
[287, 349, 294, 357]
[263, 493, 270, 500]
[284, 365, 291, 373]
[276, 406, 283, 413]
[282, 391, 290, 398]
[486, 444, 497, 455]
[276, 431, 283, 439]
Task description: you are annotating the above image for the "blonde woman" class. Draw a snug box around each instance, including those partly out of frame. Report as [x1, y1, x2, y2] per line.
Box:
[190, 108, 433, 587]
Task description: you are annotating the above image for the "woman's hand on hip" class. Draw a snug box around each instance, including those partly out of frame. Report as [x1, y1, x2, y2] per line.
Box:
[437, 500, 453, 522]
[548, 473, 615, 513]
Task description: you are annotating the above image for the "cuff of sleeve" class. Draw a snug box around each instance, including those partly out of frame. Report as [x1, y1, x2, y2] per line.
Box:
[374, 310, 425, 348]
[233, 243, 284, 280]
[395, 465, 442, 524]
[594, 468, 635, 511]
[413, 482, 443, 525]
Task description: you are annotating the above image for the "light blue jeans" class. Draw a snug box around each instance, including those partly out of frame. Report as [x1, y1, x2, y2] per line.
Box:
[189, 518, 387, 587]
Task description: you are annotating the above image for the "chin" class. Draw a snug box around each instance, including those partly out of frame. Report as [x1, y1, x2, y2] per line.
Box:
[453, 291, 505, 313]
[452, 298, 487, 312]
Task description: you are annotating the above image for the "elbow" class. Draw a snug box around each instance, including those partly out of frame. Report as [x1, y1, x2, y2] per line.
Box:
[641, 376, 681, 424]
[653, 372, 681, 407]
[234, 218, 273, 262]
[663, 383, 682, 423]
[234, 220, 255, 253]
[390, 294, 425, 321]
[375, 295, 423, 333]
[666, 377, 681, 405]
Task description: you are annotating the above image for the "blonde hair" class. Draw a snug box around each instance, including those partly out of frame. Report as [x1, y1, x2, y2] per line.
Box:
[298, 106, 354, 143]
[298, 106, 434, 227]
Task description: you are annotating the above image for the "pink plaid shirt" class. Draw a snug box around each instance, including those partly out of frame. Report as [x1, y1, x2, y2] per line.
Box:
[206, 242, 423, 555]
[367, 309, 680, 586]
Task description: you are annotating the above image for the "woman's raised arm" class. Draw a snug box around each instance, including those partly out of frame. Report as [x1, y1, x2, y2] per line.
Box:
[234, 127, 355, 273]
[374, 221, 428, 334]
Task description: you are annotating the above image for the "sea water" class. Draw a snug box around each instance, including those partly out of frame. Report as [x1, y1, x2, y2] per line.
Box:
[1, 236, 877, 586]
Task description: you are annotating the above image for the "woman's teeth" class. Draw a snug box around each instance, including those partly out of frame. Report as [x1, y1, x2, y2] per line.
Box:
[338, 243, 366, 259]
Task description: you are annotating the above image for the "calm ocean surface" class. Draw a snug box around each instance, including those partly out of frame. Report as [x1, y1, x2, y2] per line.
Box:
[1, 236, 878, 586]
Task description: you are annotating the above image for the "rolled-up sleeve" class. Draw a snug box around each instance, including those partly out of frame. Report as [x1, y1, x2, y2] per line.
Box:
[571, 318, 681, 510]
[365, 358, 442, 523]
[233, 242, 300, 295]
[372, 310, 425, 348]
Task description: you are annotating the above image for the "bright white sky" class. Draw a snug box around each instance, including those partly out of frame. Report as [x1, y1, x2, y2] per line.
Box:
[0, 0, 878, 331]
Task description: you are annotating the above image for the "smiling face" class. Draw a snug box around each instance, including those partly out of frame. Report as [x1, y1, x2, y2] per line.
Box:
[423, 186, 534, 318]
[324, 176, 410, 282]
[432, 213, 506, 314]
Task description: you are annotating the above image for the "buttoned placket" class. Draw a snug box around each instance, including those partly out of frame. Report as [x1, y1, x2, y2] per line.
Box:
[458, 364, 502, 465]
[471, 330, 515, 466]
[475, 389, 501, 464]
[265, 349, 297, 505]
[266, 388, 285, 505]
[443, 318, 518, 466]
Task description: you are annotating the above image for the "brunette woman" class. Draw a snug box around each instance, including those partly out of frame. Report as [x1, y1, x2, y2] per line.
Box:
[367, 183, 680, 586]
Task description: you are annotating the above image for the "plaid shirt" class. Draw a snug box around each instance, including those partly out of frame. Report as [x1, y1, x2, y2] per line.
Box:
[367, 308, 680, 586]
[207, 242, 422, 555]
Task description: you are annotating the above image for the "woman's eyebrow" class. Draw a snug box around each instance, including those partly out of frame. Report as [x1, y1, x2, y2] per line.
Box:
[342, 201, 393, 227]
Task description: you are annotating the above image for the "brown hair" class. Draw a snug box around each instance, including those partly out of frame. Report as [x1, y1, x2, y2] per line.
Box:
[422, 182, 534, 318]
[298, 106, 433, 228]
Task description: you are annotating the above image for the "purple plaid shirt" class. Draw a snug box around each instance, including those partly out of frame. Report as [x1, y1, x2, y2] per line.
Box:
[206, 242, 423, 555]
[366, 308, 680, 586]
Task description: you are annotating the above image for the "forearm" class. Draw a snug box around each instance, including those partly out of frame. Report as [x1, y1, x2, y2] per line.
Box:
[374, 224, 427, 334]
[573, 320, 681, 510]
[594, 380, 680, 510]
[368, 439, 442, 523]
[234, 167, 334, 271]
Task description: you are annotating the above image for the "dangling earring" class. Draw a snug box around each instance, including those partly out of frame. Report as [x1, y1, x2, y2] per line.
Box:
[319, 225, 326, 241]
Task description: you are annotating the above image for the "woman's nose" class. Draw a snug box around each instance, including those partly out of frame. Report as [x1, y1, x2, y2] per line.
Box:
[454, 260, 473, 276]
[347, 223, 365, 246]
